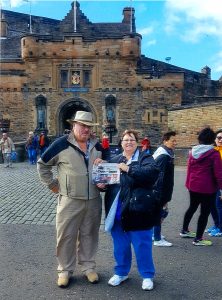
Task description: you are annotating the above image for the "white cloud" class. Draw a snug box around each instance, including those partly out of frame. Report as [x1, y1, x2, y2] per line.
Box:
[136, 3, 148, 14]
[165, 0, 222, 43]
[11, 0, 24, 6]
[212, 51, 222, 73]
[1, 0, 34, 8]
[138, 26, 153, 36]
[1, 0, 60, 8]
[146, 39, 156, 47]
[182, 23, 219, 43]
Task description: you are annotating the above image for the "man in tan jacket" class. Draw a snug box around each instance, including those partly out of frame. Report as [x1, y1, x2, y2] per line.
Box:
[37, 111, 109, 288]
[0, 132, 15, 168]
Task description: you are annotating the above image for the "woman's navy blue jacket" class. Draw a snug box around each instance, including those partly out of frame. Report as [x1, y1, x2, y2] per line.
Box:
[104, 151, 160, 231]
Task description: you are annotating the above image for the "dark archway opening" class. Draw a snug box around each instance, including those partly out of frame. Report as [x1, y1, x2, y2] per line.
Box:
[58, 100, 91, 135]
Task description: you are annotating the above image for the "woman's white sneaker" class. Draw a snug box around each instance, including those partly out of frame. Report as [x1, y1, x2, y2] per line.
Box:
[108, 275, 128, 286]
[142, 278, 154, 290]
[153, 238, 172, 247]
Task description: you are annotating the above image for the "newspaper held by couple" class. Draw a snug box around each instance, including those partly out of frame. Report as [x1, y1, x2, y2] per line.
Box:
[92, 163, 120, 185]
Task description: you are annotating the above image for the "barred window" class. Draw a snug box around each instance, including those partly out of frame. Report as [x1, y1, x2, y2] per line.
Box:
[60, 70, 68, 88]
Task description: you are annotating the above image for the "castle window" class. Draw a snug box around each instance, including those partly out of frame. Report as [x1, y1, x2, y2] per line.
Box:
[83, 70, 91, 87]
[147, 112, 150, 123]
[60, 70, 68, 87]
[35, 96, 47, 130]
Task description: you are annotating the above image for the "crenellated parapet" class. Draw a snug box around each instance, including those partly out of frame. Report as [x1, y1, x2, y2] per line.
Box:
[21, 33, 141, 60]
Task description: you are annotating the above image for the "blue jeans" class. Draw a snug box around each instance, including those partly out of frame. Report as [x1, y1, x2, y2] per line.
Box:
[28, 148, 37, 164]
[153, 207, 169, 241]
[216, 191, 222, 231]
[210, 191, 222, 231]
[111, 220, 155, 279]
[3, 153, 12, 167]
[40, 146, 48, 156]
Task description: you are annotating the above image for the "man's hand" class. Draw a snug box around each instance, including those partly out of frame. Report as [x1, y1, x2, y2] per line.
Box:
[94, 158, 105, 165]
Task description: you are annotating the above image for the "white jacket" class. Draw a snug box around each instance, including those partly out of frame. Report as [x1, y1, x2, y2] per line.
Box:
[0, 137, 15, 154]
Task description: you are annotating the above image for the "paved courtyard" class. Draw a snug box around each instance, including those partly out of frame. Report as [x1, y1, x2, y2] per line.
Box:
[0, 162, 222, 300]
[0, 162, 57, 225]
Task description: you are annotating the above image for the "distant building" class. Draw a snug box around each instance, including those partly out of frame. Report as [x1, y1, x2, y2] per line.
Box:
[1, 1, 222, 149]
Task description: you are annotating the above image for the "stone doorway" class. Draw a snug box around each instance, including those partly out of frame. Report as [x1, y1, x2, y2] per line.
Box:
[57, 99, 93, 136]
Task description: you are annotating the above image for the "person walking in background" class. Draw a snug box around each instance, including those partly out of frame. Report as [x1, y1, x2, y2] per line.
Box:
[26, 131, 38, 165]
[103, 129, 160, 291]
[141, 136, 152, 154]
[207, 129, 222, 237]
[39, 131, 50, 156]
[0, 132, 15, 168]
[63, 129, 71, 135]
[37, 111, 109, 288]
[152, 131, 177, 247]
[101, 133, 110, 150]
[180, 127, 222, 246]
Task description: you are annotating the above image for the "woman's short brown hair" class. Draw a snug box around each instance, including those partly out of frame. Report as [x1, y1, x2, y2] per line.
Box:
[121, 129, 139, 142]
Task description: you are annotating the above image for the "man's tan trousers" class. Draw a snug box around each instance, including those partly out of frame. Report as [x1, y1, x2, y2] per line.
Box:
[56, 195, 102, 274]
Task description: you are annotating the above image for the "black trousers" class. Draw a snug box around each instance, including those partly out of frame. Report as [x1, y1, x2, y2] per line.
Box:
[182, 191, 216, 240]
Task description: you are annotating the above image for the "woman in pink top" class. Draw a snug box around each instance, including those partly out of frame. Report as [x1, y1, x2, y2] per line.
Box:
[180, 127, 222, 246]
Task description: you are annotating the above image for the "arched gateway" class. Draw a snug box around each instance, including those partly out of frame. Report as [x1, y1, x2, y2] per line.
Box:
[56, 98, 98, 136]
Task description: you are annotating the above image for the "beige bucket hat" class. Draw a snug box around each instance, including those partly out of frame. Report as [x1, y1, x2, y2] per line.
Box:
[67, 111, 99, 127]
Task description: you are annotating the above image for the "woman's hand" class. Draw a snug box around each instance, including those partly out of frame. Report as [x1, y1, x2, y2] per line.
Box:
[118, 162, 129, 173]
[96, 183, 106, 189]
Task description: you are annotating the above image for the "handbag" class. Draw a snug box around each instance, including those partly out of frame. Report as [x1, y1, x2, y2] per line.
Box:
[11, 151, 17, 162]
[129, 187, 160, 213]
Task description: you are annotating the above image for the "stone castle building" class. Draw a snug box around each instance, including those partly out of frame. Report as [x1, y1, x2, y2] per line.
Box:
[1, 1, 222, 152]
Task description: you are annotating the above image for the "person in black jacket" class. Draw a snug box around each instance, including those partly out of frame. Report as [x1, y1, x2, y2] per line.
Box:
[152, 131, 177, 247]
[101, 129, 160, 291]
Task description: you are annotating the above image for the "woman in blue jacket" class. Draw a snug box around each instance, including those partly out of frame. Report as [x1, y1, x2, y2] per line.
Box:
[103, 129, 160, 291]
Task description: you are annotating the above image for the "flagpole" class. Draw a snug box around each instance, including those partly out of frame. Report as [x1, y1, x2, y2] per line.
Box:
[29, 0, 32, 33]
[130, 0, 132, 33]
[74, 0, 76, 32]
[23, 0, 32, 33]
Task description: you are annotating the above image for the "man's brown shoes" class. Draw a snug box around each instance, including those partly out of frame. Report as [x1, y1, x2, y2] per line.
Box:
[57, 271, 99, 287]
[86, 272, 99, 284]
[57, 271, 70, 288]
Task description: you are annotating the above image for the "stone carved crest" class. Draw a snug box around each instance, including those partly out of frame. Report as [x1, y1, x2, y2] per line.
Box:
[71, 72, 80, 85]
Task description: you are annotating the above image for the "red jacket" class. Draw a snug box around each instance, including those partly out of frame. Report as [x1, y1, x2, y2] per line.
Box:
[186, 146, 222, 194]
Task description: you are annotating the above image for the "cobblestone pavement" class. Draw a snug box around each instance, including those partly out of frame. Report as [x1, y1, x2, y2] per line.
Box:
[0, 162, 57, 225]
[0, 163, 222, 299]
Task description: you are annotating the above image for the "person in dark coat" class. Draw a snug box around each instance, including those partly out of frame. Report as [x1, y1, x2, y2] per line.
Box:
[101, 129, 160, 291]
[39, 131, 50, 155]
[152, 131, 177, 247]
[141, 136, 152, 154]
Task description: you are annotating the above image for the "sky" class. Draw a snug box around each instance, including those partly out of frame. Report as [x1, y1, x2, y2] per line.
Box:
[1, 0, 222, 80]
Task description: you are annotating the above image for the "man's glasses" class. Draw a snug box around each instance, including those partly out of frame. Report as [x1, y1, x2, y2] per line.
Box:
[122, 139, 136, 142]
[216, 136, 222, 140]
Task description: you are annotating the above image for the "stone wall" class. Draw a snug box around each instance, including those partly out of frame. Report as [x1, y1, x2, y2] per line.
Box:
[168, 102, 222, 148]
